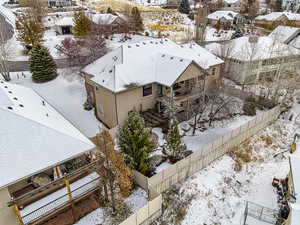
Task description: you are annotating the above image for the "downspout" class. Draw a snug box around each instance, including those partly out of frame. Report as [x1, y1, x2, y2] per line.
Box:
[114, 93, 119, 126]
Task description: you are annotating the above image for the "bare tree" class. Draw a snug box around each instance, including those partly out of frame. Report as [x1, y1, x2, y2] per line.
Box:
[20, 0, 48, 22]
[0, 30, 11, 81]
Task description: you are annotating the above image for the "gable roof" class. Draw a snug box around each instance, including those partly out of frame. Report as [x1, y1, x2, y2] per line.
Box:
[207, 10, 239, 21]
[82, 39, 223, 93]
[255, 12, 300, 21]
[0, 81, 95, 188]
[91, 13, 121, 25]
[269, 26, 300, 44]
[206, 36, 300, 61]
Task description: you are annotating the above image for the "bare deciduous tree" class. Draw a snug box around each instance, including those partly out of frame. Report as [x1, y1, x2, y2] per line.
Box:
[0, 30, 11, 81]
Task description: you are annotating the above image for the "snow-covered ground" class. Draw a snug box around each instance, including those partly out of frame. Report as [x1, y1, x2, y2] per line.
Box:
[9, 69, 102, 137]
[158, 103, 300, 225]
[74, 188, 148, 225]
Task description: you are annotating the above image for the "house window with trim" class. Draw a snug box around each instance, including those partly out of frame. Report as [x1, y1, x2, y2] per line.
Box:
[143, 84, 152, 97]
[212, 68, 216, 76]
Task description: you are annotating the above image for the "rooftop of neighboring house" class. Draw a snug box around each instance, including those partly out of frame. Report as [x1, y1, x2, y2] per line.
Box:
[90, 13, 122, 25]
[0, 81, 95, 189]
[269, 26, 300, 43]
[43, 12, 74, 27]
[206, 35, 300, 61]
[207, 10, 239, 21]
[82, 39, 224, 93]
[223, 0, 239, 4]
[268, 26, 300, 49]
[255, 12, 300, 21]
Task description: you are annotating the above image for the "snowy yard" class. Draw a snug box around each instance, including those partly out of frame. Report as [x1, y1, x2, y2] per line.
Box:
[74, 188, 148, 225]
[156, 104, 300, 225]
[9, 69, 102, 137]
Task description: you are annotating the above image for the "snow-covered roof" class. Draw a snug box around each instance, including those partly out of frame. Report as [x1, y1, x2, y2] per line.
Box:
[43, 14, 74, 27]
[56, 16, 74, 27]
[224, 0, 239, 4]
[269, 26, 300, 44]
[255, 12, 300, 21]
[289, 35, 300, 49]
[82, 39, 224, 93]
[207, 11, 239, 21]
[91, 13, 120, 25]
[0, 81, 95, 189]
[290, 204, 300, 225]
[290, 155, 300, 204]
[206, 36, 300, 61]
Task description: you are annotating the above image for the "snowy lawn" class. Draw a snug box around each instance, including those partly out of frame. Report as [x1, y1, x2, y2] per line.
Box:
[156, 104, 299, 225]
[10, 69, 102, 137]
[74, 188, 148, 225]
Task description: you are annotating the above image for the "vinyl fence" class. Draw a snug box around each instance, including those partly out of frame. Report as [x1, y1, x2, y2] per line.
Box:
[119, 185, 162, 225]
[136, 106, 281, 194]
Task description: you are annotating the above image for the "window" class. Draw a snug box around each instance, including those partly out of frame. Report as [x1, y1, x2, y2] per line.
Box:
[142, 84, 152, 97]
[212, 68, 216, 76]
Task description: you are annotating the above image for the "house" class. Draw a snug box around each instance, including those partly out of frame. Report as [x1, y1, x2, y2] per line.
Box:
[255, 12, 300, 29]
[43, 13, 74, 34]
[0, 81, 95, 225]
[48, 0, 72, 7]
[222, 0, 241, 11]
[90, 13, 127, 33]
[81, 39, 224, 129]
[269, 25, 300, 49]
[206, 35, 300, 84]
[207, 11, 244, 27]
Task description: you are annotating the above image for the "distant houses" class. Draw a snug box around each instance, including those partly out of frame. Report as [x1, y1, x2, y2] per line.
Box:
[269, 25, 300, 49]
[81, 39, 224, 128]
[0, 81, 95, 225]
[255, 12, 300, 30]
[206, 35, 300, 85]
[207, 10, 245, 27]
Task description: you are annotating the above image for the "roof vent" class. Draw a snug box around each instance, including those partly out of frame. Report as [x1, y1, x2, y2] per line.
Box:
[128, 45, 131, 48]
[180, 45, 184, 48]
[162, 54, 165, 57]
[42, 101, 45, 106]
[136, 44, 140, 47]
[8, 91, 12, 94]
[46, 113, 49, 117]
[19, 104, 24, 107]
[112, 56, 118, 61]
[13, 97, 18, 100]
[4, 86, 8, 88]
[109, 70, 113, 73]
[150, 41, 153, 44]
[155, 42, 158, 44]
[102, 79, 105, 82]
[165, 39, 168, 41]
[142, 42, 146, 45]
[7, 106, 13, 110]
[0, 81, 3, 83]
[180, 59, 183, 62]
[170, 57, 174, 60]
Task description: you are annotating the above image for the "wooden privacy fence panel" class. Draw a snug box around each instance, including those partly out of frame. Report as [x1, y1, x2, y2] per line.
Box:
[145, 106, 281, 194]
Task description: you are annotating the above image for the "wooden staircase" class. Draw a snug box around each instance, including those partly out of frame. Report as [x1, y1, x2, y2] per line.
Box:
[141, 110, 168, 127]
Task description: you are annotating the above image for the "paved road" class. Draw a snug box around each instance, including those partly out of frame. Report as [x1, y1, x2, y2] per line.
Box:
[0, 11, 14, 41]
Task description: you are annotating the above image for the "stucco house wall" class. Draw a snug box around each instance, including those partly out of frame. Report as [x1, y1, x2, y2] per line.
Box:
[0, 188, 18, 225]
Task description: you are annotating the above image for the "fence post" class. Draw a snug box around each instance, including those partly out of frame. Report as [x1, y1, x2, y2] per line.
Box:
[65, 179, 73, 201]
[13, 204, 24, 225]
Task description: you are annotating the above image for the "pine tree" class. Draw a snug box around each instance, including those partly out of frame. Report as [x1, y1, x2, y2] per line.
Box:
[119, 111, 154, 175]
[73, 11, 91, 36]
[29, 44, 57, 82]
[163, 121, 186, 163]
[107, 7, 115, 15]
[131, 7, 144, 32]
[178, 0, 191, 14]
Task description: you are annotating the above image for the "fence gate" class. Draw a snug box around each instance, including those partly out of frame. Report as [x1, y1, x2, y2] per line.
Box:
[243, 201, 280, 225]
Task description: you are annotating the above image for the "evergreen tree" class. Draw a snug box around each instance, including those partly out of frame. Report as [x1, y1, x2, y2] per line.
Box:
[163, 121, 186, 163]
[178, 0, 190, 14]
[107, 7, 115, 15]
[29, 44, 57, 82]
[73, 11, 92, 36]
[131, 7, 144, 32]
[119, 111, 154, 175]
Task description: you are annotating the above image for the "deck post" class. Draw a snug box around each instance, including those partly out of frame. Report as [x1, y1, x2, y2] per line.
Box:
[13, 204, 24, 225]
[65, 179, 73, 201]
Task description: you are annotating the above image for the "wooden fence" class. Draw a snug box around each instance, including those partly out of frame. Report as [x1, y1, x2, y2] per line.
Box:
[134, 106, 281, 194]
